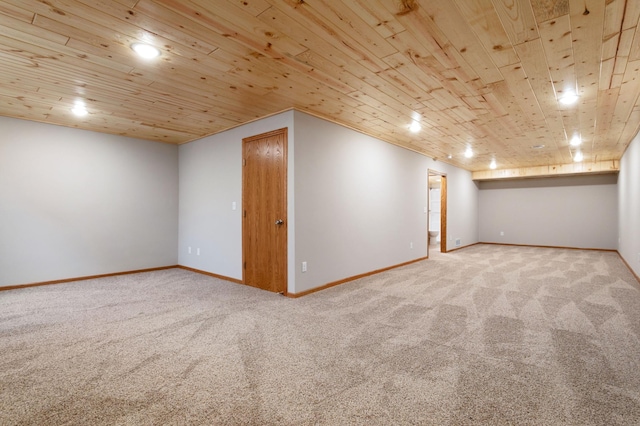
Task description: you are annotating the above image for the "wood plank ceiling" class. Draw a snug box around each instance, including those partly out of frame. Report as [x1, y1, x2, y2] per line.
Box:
[1, 0, 639, 174]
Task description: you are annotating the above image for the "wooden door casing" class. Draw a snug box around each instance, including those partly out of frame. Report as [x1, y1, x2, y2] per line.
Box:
[440, 175, 447, 253]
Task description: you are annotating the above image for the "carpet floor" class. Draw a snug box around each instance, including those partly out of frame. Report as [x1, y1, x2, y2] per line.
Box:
[1, 244, 640, 425]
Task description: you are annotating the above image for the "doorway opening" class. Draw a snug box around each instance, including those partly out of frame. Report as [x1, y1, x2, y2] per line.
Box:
[428, 170, 447, 253]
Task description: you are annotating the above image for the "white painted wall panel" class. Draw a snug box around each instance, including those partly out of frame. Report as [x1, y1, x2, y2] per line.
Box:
[293, 111, 479, 293]
[177, 111, 295, 286]
[479, 175, 618, 249]
[618, 132, 640, 277]
[0, 117, 179, 287]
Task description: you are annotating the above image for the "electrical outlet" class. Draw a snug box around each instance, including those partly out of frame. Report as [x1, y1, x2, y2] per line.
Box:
[302, 261, 307, 272]
[197, 248, 200, 256]
[500, 231, 504, 236]
[188, 246, 192, 254]
[410, 242, 413, 249]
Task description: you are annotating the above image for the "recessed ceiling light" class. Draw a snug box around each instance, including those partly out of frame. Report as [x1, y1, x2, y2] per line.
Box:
[570, 134, 582, 146]
[447, 154, 452, 159]
[489, 159, 497, 169]
[559, 92, 579, 105]
[464, 147, 473, 158]
[573, 151, 583, 162]
[409, 121, 421, 133]
[131, 43, 161, 59]
[71, 101, 88, 117]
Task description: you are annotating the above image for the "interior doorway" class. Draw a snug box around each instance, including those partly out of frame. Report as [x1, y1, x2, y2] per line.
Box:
[242, 128, 288, 294]
[428, 170, 447, 253]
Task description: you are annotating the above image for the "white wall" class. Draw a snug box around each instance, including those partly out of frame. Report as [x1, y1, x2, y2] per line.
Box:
[178, 110, 479, 294]
[293, 111, 479, 293]
[0, 117, 178, 287]
[619, 131, 640, 277]
[438, 164, 480, 251]
[178, 111, 295, 285]
[478, 175, 618, 249]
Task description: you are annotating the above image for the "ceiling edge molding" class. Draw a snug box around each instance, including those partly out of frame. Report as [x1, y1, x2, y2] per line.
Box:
[472, 160, 620, 181]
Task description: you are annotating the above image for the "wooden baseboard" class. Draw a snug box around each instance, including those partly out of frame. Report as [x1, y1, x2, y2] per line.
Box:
[287, 256, 429, 298]
[444, 242, 479, 253]
[0, 266, 179, 292]
[479, 242, 618, 252]
[176, 265, 243, 284]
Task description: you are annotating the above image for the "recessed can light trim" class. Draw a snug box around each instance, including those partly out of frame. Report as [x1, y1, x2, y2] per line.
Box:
[131, 43, 161, 59]
[559, 92, 579, 105]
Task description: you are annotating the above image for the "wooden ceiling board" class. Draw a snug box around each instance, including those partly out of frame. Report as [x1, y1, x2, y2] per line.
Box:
[491, 0, 540, 45]
[512, 38, 566, 154]
[0, 0, 637, 175]
[453, 0, 521, 68]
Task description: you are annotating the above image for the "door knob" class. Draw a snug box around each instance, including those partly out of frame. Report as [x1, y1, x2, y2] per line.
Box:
[275, 219, 284, 225]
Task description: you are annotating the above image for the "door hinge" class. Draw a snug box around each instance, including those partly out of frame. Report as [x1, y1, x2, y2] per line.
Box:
[243, 210, 246, 218]
[242, 158, 246, 166]
[243, 262, 246, 270]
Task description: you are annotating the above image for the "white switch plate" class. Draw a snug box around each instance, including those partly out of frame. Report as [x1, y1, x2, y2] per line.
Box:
[232, 201, 237, 210]
[410, 242, 413, 249]
[197, 248, 200, 256]
[188, 246, 192, 254]
[500, 231, 504, 236]
[302, 261, 307, 272]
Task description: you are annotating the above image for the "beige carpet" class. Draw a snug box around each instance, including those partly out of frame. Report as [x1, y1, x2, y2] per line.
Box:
[1, 244, 640, 425]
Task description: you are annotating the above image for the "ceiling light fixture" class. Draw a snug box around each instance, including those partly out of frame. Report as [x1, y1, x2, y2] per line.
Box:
[71, 101, 88, 117]
[531, 144, 545, 150]
[489, 159, 497, 169]
[131, 43, 161, 59]
[570, 134, 582, 146]
[573, 151, 583, 162]
[464, 147, 473, 158]
[409, 121, 421, 133]
[559, 92, 579, 105]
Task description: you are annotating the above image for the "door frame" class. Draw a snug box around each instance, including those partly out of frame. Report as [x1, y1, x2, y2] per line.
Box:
[242, 127, 288, 294]
[428, 170, 447, 253]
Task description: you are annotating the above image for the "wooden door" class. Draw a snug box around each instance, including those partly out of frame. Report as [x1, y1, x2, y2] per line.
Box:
[242, 128, 287, 294]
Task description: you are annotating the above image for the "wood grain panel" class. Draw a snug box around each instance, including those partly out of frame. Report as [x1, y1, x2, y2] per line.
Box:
[243, 128, 287, 294]
[530, 0, 569, 22]
[492, 0, 540, 44]
[454, 0, 520, 67]
[0, 0, 637, 174]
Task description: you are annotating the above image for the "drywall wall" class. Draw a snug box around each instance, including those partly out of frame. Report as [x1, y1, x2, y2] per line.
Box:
[478, 175, 618, 249]
[178, 111, 295, 286]
[0, 117, 179, 287]
[619, 131, 640, 278]
[293, 111, 479, 293]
